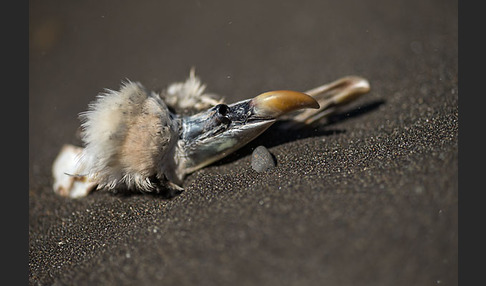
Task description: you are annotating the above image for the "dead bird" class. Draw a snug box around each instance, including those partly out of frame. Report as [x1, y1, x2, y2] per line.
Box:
[52, 70, 370, 198]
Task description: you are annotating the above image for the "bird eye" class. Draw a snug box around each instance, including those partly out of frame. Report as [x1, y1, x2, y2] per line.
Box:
[216, 104, 229, 116]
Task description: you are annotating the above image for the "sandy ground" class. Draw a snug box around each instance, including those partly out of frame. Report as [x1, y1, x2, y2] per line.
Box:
[29, 0, 457, 285]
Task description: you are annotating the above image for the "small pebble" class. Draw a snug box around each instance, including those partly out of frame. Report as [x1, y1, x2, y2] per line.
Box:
[251, 146, 276, 172]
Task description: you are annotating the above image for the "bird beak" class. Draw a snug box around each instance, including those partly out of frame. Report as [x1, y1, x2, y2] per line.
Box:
[250, 90, 320, 118]
[175, 90, 319, 178]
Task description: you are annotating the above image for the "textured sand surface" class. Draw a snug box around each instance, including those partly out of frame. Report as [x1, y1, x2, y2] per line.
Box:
[29, 0, 457, 285]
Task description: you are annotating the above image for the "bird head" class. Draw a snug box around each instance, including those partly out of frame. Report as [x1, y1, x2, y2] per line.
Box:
[171, 90, 319, 182]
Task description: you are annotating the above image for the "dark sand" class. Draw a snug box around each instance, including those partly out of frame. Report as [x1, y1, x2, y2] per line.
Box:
[29, 0, 458, 285]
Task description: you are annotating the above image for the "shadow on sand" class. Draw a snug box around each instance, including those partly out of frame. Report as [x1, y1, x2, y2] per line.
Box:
[213, 99, 385, 167]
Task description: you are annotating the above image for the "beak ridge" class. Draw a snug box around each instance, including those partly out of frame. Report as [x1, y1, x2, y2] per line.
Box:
[251, 90, 320, 118]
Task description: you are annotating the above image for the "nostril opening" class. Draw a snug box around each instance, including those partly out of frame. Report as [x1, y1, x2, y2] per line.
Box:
[217, 104, 229, 116]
